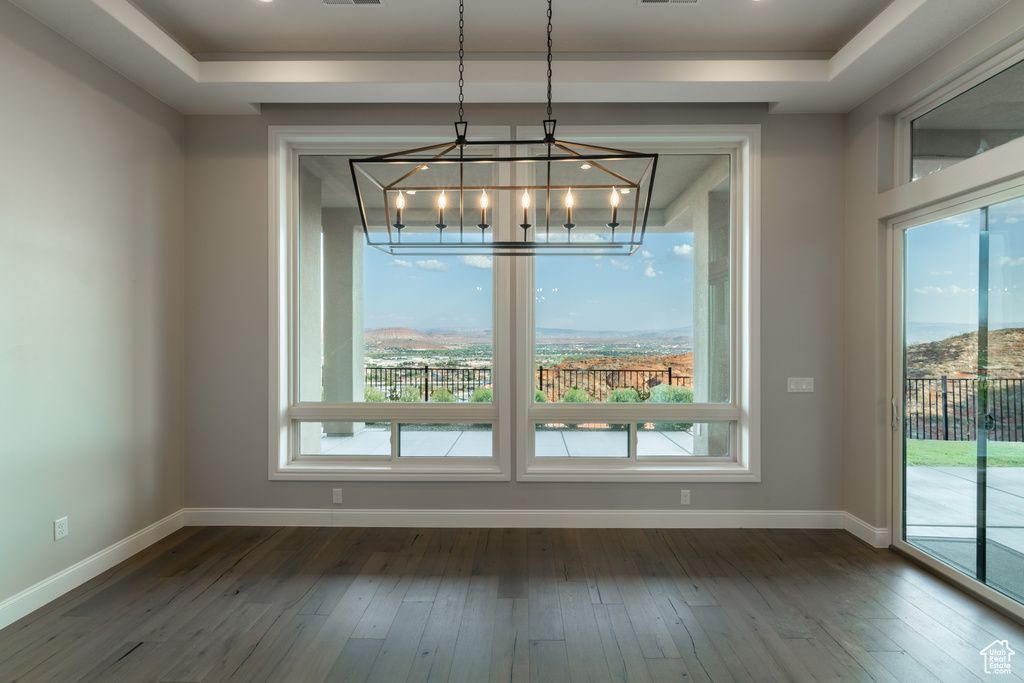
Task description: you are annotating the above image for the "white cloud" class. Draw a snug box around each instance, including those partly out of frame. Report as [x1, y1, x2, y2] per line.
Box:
[389, 259, 413, 268]
[416, 259, 449, 271]
[1000, 256, 1024, 267]
[460, 255, 493, 269]
[644, 265, 657, 278]
[609, 259, 630, 270]
[914, 285, 971, 295]
[673, 244, 694, 257]
[1006, 216, 1021, 224]
[476, 286, 483, 291]
[641, 250, 654, 258]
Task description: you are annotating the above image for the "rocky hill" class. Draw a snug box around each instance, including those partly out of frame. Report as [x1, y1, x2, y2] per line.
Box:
[551, 353, 693, 376]
[906, 328, 1024, 378]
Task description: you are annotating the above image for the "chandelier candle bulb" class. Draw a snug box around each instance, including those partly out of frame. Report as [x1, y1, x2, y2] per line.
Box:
[395, 191, 405, 228]
[521, 189, 531, 230]
[479, 190, 488, 227]
[437, 191, 447, 229]
[610, 188, 619, 226]
[564, 188, 575, 228]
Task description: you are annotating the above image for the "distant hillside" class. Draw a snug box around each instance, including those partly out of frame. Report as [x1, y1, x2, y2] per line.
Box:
[364, 327, 489, 350]
[905, 322, 978, 346]
[537, 326, 693, 341]
[906, 328, 1024, 378]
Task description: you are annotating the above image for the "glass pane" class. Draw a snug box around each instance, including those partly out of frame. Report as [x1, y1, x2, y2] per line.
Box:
[534, 423, 629, 458]
[297, 421, 391, 457]
[298, 155, 494, 404]
[637, 422, 730, 457]
[534, 154, 730, 404]
[983, 195, 1024, 603]
[397, 423, 492, 457]
[911, 58, 1024, 180]
[903, 210, 980, 577]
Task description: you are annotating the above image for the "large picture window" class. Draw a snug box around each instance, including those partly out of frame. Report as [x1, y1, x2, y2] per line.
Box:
[515, 127, 759, 481]
[270, 125, 759, 481]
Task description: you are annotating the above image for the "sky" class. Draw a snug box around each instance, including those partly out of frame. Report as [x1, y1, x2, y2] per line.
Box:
[905, 195, 1024, 329]
[361, 232, 697, 332]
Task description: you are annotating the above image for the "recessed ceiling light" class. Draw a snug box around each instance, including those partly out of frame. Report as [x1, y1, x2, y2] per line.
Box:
[259, 0, 273, 3]
[620, 188, 630, 194]
[580, 163, 592, 170]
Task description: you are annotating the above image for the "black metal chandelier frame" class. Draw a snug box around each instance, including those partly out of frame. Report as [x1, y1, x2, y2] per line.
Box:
[348, 0, 659, 256]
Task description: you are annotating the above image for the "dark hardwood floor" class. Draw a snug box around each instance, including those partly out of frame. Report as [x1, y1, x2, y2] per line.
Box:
[2, 526, 1023, 682]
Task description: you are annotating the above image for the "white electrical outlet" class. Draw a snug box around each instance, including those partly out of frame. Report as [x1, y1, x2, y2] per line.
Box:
[332, 488, 343, 504]
[680, 490, 690, 505]
[54, 517, 68, 541]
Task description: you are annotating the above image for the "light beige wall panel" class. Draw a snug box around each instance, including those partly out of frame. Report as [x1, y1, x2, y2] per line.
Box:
[185, 104, 845, 513]
[0, 2, 185, 602]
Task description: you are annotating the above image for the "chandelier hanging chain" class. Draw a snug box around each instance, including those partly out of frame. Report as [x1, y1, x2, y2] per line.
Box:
[458, 0, 465, 123]
[546, 0, 553, 118]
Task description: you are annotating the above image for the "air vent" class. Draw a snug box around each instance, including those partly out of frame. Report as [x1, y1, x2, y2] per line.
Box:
[324, 0, 383, 5]
[638, 0, 699, 4]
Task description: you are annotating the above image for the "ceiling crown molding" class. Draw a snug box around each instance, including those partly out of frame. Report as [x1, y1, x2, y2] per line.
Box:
[7, 0, 1013, 115]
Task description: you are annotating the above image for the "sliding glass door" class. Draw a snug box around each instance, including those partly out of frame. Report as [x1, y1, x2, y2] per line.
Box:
[901, 194, 1024, 605]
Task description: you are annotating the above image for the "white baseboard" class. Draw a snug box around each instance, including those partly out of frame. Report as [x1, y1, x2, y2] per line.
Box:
[844, 512, 891, 548]
[0, 510, 185, 632]
[183, 507, 334, 527]
[184, 507, 851, 530]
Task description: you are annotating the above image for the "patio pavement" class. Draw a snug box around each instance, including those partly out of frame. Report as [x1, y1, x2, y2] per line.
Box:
[316, 426, 699, 457]
[906, 466, 1024, 551]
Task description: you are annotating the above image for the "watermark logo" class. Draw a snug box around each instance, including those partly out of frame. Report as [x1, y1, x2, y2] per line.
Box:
[980, 640, 1014, 675]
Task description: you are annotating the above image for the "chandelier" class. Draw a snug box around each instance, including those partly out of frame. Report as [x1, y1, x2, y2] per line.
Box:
[349, 0, 658, 256]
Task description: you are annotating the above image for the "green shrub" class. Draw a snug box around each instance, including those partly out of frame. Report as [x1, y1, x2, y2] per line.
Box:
[535, 389, 548, 403]
[398, 386, 422, 402]
[561, 387, 593, 403]
[471, 387, 493, 402]
[364, 386, 386, 402]
[608, 388, 641, 403]
[648, 384, 693, 431]
[648, 384, 694, 404]
[431, 388, 456, 402]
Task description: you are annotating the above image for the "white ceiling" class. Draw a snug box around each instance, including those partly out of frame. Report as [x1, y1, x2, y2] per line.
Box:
[128, 0, 889, 55]
[7, 0, 1013, 115]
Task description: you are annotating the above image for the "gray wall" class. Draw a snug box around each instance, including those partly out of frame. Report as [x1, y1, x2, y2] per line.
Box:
[185, 104, 846, 512]
[0, 2, 185, 601]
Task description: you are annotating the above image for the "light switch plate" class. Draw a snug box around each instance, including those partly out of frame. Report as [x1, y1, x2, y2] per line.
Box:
[787, 377, 814, 393]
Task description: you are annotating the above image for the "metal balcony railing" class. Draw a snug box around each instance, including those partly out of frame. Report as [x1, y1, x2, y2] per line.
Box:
[905, 376, 1024, 442]
[362, 366, 693, 402]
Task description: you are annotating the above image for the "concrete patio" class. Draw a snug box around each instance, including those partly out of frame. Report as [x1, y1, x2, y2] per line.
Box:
[315, 426, 703, 457]
[906, 465, 1024, 554]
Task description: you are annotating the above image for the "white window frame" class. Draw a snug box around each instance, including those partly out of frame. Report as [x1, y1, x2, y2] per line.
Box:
[895, 43, 1024, 187]
[889, 177, 1024, 622]
[268, 125, 513, 481]
[514, 125, 762, 482]
[887, 43, 1024, 617]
